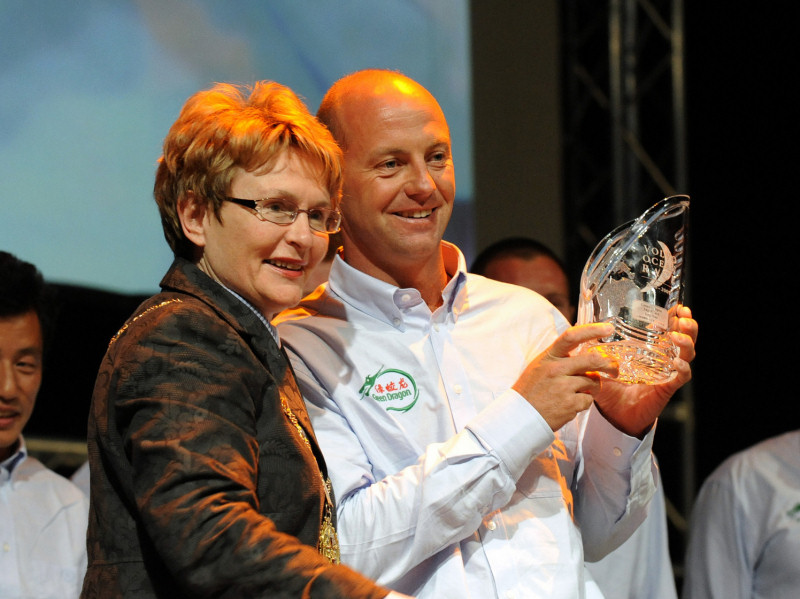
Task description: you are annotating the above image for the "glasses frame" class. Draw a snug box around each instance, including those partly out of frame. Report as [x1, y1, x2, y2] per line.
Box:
[224, 196, 341, 234]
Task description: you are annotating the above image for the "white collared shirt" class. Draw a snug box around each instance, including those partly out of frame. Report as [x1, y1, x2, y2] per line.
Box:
[276, 242, 657, 599]
[586, 459, 678, 598]
[683, 430, 800, 599]
[0, 436, 89, 599]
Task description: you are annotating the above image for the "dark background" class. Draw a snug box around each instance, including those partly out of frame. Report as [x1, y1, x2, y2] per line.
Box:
[683, 4, 796, 484]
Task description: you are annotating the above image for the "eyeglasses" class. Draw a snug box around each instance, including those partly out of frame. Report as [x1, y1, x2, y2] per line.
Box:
[224, 197, 342, 234]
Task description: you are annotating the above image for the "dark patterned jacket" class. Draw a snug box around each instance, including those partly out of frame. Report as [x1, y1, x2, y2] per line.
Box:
[81, 258, 388, 599]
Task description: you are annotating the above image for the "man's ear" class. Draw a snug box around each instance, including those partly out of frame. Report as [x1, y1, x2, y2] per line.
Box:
[177, 191, 209, 249]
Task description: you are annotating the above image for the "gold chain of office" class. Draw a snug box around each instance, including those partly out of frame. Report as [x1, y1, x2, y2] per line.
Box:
[281, 397, 341, 564]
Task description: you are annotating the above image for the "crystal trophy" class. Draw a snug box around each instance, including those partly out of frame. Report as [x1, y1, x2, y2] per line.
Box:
[577, 195, 690, 385]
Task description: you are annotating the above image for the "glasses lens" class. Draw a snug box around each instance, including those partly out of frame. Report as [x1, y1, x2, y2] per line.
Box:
[308, 209, 341, 233]
[257, 199, 296, 224]
[325, 211, 342, 233]
[254, 198, 340, 233]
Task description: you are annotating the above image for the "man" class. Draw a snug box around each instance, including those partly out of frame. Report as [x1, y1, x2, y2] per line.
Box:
[275, 69, 697, 598]
[682, 429, 800, 598]
[303, 231, 343, 297]
[472, 237, 678, 599]
[0, 251, 89, 599]
[471, 236, 576, 322]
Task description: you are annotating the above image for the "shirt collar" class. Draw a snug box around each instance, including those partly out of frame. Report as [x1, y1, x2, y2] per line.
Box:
[1, 436, 28, 480]
[327, 240, 469, 330]
[440, 241, 468, 314]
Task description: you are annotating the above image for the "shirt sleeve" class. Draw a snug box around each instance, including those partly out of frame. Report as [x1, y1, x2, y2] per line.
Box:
[574, 404, 658, 561]
[585, 463, 678, 598]
[290, 345, 556, 583]
[682, 472, 753, 599]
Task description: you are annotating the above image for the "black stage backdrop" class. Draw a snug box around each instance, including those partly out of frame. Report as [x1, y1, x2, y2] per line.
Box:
[683, 4, 796, 483]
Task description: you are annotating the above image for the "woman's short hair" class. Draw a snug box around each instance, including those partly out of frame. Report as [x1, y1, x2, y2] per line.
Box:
[154, 81, 342, 259]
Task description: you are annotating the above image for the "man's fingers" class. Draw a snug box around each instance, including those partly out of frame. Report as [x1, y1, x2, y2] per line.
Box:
[575, 372, 606, 395]
[670, 330, 696, 362]
[571, 391, 596, 414]
[546, 323, 615, 359]
[678, 315, 698, 344]
[669, 305, 698, 344]
[668, 309, 698, 363]
[564, 352, 619, 379]
[533, 350, 620, 393]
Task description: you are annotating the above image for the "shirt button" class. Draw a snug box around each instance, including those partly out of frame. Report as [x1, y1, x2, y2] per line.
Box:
[505, 591, 516, 599]
[486, 520, 497, 531]
[613, 447, 622, 457]
[3, 542, 9, 552]
[400, 293, 411, 302]
[392, 317, 401, 326]
[453, 384, 462, 394]
[433, 323, 440, 332]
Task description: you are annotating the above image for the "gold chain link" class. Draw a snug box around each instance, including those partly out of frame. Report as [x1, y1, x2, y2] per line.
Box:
[281, 397, 341, 563]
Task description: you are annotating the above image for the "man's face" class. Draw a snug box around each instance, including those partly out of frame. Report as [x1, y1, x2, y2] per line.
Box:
[336, 81, 456, 281]
[0, 310, 43, 461]
[484, 255, 576, 323]
[192, 151, 331, 319]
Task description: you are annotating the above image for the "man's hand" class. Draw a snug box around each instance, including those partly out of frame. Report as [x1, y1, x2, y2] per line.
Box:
[513, 323, 619, 431]
[592, 305, 698, 437]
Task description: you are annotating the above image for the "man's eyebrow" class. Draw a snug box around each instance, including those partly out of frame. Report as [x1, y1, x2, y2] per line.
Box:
[427, 140, 452, 153]
[14, 346, 42, 360]
[370, 146, 405, 157]
[369, 141, 450, 158]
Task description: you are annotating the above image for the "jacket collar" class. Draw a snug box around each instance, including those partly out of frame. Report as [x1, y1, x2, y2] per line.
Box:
[158, 258, 282, 366]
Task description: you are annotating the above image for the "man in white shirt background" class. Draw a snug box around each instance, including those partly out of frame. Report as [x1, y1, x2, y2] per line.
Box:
[683, 429, 800, 598]
[0, 250, 88, 599]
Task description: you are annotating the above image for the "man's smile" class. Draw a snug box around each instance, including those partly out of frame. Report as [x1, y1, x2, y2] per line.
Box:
[395, 208, 435, 219]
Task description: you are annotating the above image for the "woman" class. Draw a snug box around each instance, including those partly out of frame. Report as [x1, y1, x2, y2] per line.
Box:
[81, 81, 403, 598]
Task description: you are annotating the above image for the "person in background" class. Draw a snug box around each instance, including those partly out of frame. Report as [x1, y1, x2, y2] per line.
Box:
[303, 231, 343, 296]
[682, 429, 800, 598]
[275, 68, 698, 598]
[0, 250, 89, 599]
[472, 236, 678, 599]
[471, 236, 575, 323]
[81, 81, 407, 599]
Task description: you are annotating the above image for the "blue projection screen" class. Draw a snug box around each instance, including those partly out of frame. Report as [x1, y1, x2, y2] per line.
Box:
[1, 0, 472, 293]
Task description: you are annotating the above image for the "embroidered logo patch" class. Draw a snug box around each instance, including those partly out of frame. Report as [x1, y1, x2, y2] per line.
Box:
[358, 365, 419, 412]
[788, 503, 800, 522]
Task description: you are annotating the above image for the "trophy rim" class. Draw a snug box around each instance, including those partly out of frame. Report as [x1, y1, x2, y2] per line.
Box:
[580, 194, 690, 297]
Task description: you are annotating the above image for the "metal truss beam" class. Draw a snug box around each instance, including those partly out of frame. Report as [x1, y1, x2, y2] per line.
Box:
[560, 0, 693, 582]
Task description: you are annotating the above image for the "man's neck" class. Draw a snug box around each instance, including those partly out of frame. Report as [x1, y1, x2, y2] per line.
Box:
[400, 266, 449, 311]
[343, 248, 450, 311]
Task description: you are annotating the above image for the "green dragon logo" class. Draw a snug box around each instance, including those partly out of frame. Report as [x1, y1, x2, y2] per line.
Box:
[359, 365, 420, 413]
